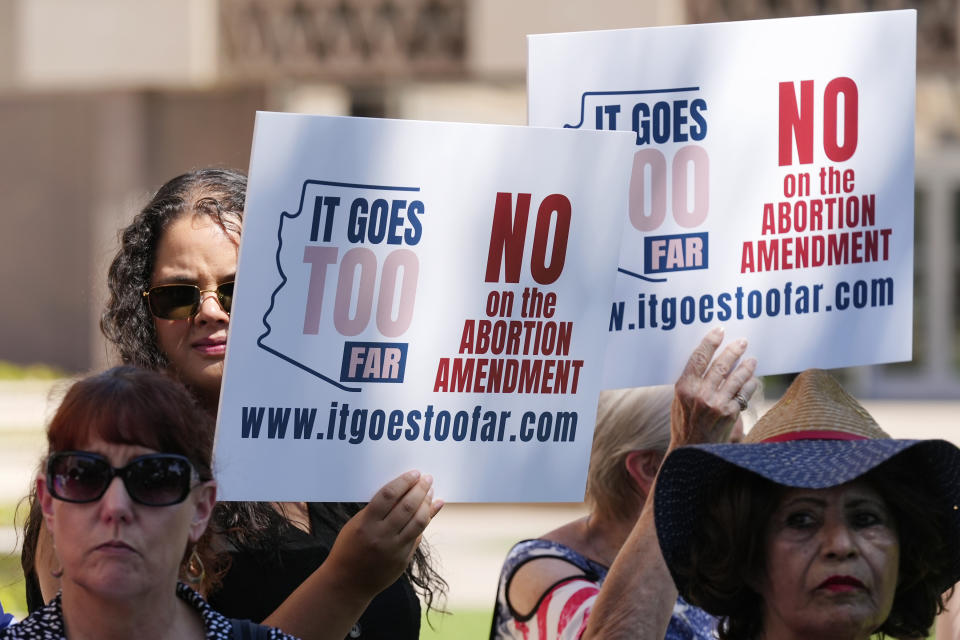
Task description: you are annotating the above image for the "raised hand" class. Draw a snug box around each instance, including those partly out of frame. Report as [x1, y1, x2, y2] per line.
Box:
[671, 327, 759, 448]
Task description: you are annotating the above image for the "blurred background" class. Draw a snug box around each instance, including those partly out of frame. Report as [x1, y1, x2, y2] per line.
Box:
[0, 0, 957, 636]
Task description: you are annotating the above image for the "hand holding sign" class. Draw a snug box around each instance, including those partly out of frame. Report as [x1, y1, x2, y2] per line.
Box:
[670, 327, 758, 448]
[324, 471, 442, 600]
[265, 470, 441, 638]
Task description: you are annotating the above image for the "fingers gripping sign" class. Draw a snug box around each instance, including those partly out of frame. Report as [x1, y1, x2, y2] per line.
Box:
[327, 470, 444, 597]
[671, 327, 759, 448]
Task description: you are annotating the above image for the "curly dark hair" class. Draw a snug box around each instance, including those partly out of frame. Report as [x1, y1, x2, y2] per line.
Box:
[96, 168, 447, 615]
[100, 168, 246, 372]
[677, 455, 953, 640]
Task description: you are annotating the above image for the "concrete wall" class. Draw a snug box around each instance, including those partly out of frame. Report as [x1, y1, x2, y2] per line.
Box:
[0, 86, 266, 372]
[466, 0, 685, 77]
[0, 94, 99, 371]
[12, 0, 218, 90]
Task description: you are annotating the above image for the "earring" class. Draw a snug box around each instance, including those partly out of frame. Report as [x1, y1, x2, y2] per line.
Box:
[50, 542, 63, 579]
[186, 548, 205, 585]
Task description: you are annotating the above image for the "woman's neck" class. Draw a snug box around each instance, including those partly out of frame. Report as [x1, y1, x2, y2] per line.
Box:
[546, 506, 640, 567]
[758, 616, 874, 640]
[581, 509, 639, 566]
[59, 582, 205, 640]
[273, 501, 312, 533]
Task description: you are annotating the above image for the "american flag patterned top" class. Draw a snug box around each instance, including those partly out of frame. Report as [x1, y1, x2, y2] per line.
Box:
[489, 538, 717, 640]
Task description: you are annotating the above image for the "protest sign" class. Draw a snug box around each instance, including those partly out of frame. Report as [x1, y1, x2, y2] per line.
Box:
[529, 10, 916, 387]
[214, 113, 635, 501]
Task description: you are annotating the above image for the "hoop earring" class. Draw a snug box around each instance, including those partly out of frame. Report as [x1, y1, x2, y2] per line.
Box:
[186, 548, 205, 585]
[50, 543, 63, 579]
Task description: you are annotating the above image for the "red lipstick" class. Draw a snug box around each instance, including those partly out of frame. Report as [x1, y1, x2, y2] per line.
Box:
[818, 575, 865, 592]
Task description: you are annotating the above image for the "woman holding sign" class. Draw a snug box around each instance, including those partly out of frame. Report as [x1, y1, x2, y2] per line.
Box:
[21, 168, 444, 640]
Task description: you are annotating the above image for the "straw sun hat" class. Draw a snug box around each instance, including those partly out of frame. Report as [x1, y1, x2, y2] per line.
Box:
[654, 368, 960, 597]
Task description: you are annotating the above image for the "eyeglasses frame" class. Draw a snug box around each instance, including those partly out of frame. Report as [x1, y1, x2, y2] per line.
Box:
[141, 281, 235, 319]
[46, 450, 200, 507]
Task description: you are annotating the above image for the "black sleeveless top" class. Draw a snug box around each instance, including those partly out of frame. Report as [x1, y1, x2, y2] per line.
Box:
[207, 502, 420, 640]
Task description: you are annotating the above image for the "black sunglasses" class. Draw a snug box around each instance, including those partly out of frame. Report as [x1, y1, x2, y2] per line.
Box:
[46, 451, 198, 507]
[142, 282, 234, 320]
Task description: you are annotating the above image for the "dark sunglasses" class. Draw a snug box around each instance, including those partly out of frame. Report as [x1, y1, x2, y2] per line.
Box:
[46, 451, 198, 506]
[142, 281, 234, 320]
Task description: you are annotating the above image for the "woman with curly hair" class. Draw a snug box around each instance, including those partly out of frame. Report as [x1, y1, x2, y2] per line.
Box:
[22, 168, 445, 640]
[654, 368, 960, 640]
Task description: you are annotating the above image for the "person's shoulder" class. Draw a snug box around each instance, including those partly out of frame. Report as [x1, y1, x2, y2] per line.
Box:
[0, 600, 64, 639]
[501, 537, 605, 586]
[502, 539, 602, 624]
[505, 538, 552, 559]
[498, 538, 565, 583]
[178, 583, 236, 637]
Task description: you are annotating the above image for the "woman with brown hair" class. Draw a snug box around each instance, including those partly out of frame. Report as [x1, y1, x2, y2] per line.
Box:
[4, 366, 299, 639]
[21, 168, 443, 640]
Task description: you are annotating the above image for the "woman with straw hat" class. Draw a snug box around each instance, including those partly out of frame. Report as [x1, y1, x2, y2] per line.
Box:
[654, 368, 960, 640]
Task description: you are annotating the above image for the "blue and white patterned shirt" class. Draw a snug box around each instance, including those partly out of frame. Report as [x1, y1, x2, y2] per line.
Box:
[0, 582, 299, 639]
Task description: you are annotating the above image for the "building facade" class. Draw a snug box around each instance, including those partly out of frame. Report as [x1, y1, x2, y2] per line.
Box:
[0, 0, 956, 397]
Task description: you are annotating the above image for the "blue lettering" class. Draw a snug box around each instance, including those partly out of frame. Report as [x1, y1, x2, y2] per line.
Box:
[241, 407, 265, 438]
[267, 407, 290, 439]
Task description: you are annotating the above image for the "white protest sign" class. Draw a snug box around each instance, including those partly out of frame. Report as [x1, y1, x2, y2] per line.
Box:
[214, 113, 635, 502]
[529, 10, 916, 387]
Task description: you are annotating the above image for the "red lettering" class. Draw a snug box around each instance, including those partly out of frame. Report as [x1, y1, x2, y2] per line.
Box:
[823, 77, 858, 162]
[779, 80, 814, 166]
[484, 192, 531, 283]
[434, 358, 449, 392]
[475, 320, 491, 353]
[741, 242, 755, 273]
[758, 239, 779, 271]
[812, 235, 825, 267]
[761, 203, 776, 235]
[302, 246, 339, 334]
[778, 202, 792, 233]
[827, 233, 849, 264]
[458, 320, 475, 354]
[530, 194, 571, 285]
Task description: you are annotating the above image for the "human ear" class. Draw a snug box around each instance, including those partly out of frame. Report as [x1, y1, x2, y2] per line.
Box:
[625, 450, 665, 498]
[37, 475, 55, 525]
[188, 481, 217, 543]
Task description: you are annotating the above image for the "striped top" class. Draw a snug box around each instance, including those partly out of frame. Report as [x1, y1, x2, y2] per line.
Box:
[490, 539, 716, 640]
